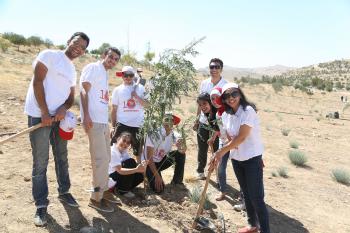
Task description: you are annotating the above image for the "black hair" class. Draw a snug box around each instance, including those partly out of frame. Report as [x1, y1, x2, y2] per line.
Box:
[223, 87, 257, 114]
[111, 131, 134, 146]
[209, 58, 223, 68]
[68, 32, 90, 48]
[103, 47, 121, 57]
[197, 92, 219, 131]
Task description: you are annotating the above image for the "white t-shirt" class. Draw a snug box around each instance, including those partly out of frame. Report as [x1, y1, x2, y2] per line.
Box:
[199, 77, 227, 124]
[143, 128, 179, 163]
[223, 105, 264, 161]
[79, 61, 109, 124]
[108, 144, 131, 175]
[24, 50, 76, 117]
[111, 83, 145, 127]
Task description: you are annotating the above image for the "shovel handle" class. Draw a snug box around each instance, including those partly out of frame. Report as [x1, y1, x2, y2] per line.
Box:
[0, 123, 42, 145]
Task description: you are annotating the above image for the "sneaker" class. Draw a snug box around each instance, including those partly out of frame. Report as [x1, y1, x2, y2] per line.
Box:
[34, 207, 47, 227]
[58, 193, 79, 207]
[238, 226, 258, 233]
[103, 191, 121, 204]
[197, 172, 206, 180]
[88, 199, 114, 213]
[171, 182, 187, 190]
[234, 202, 246, 211]
[123, 191, 135, 198]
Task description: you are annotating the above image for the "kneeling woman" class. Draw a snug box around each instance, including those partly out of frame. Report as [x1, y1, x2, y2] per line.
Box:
[209, 83, 270, 233]
[109, 132, 147, 198]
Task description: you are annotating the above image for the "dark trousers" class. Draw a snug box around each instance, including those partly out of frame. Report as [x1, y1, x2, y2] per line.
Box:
[146, 150, 185, 193]
[232, 155, 270, 233]
[111, 123, 143, 156]
[196, 123, 219, 173]
[109, 158, 144, 194]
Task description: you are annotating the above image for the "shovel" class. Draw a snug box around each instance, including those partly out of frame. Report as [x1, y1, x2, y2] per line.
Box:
[0, 123, 42, 145]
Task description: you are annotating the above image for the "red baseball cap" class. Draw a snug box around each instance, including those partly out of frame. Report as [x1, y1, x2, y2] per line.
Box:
[58, 111, 77, 140]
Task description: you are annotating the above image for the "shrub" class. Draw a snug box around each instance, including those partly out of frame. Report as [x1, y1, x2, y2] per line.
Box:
[272, 81, 283, 93]
[277, 167, 288, 178]
[331, 168, 350, 185]
[289, 140, 299, 149]
[0, 37, 11, 52]
[189, 185, 210, 209]
[281, 128, 291, 136]
[289, 150, 307, 166]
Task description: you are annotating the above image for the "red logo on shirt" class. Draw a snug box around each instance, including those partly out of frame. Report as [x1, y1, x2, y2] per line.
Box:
[126, 98, 136, 108]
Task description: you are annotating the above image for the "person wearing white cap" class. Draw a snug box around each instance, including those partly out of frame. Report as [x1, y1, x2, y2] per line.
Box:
[24, 32, 90, 226]
[80, 47, 121, 212]
[111, 66, 148, 163]
[209, 83, 270, 233]
[193, 58, 228, 180]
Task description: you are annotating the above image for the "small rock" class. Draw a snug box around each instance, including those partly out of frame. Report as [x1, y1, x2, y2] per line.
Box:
[7, 97, 16, 101]
[23, 177, 31, 182]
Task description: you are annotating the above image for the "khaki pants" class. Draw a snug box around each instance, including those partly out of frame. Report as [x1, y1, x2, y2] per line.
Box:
[87, 123, 111, 201]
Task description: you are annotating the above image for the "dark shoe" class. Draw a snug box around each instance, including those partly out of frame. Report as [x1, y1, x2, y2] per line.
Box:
[58, 193, 79, 207]
[34, 207, 47, 227]
[88, 199, 114, 213]
[103, 191, 121, 204]
[171, 182, 187, 190]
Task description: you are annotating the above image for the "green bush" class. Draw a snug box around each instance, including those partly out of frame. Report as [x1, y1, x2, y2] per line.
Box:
[272, 81, 283, 93]
[277, 167, 288, 178]
[0, 37, 11, 52]
[289, 140, 299, 149]
[281, 128, 291, 136]
[289, 150, 307, 166]
[189, 185, 210, 210]
[331, 168, 350, 185]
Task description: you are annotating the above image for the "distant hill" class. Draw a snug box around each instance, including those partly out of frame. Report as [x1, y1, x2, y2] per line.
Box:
[198, 64, 295, 79]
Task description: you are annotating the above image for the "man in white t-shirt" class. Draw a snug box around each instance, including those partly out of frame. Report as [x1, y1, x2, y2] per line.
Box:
[80, 47, 121, 213]
[111, 66, 148, 162]
[24, 32, 89, 227]
[144, 114, 186, 193]
[193, 58, 228, 179]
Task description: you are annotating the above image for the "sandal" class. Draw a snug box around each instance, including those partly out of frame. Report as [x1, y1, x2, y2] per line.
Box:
[215, 192, 226, 201]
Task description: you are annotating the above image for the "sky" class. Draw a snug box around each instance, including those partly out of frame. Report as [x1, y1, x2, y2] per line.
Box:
[0, 0, 349, 69]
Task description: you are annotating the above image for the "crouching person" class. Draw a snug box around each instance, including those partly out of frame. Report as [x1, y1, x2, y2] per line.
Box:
[109, 132, 147, 198]
[145, 113, 186, 193]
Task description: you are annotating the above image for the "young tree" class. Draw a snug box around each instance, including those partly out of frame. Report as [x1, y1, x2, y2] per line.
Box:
[144, 41, 155, 69]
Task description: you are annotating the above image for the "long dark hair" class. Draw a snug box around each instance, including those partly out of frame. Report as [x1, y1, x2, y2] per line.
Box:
[223, 87, 257, 114]
[197, 92, 217, 118]
[111, 131, 134, 146]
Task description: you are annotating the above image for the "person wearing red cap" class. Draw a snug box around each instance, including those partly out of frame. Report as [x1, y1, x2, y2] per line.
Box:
[144, 113, 186, 193]
[24, 32, 90, 226]
[193, 58, 228, 180]
[111, 66, 148, 163]
[80, 47, 121, 212]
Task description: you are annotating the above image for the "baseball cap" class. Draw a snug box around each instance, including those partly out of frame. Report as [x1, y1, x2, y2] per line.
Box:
[222, 83, 239, 93]
[58, 111, 77, 140]
[116, 66, 135, 77]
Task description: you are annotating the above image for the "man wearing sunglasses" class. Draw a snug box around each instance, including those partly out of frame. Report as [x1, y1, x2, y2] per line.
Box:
[111, 66, 148, 163]
[80, 47, 121, 213]
[193, 58, 228, 180]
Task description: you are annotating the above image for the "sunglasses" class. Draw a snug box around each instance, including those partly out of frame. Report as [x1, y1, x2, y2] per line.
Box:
[123, 73, 134, 78]
[209, 65, 221, 70]
[107, 54, 120, 62]
[222, 91, 240, 100]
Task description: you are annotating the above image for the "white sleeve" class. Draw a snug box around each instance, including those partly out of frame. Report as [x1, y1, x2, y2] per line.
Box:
[241, 107, 256, 127]
[34, 50, 53, 69]
[110, 147, 122, 169]
[80, 64, 95, 85]
[111, 87, 119, 106]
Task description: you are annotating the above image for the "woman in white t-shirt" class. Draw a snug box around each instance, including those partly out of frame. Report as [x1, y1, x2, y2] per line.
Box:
[209, 83, 270, 233]
[108, 132, 147, 198]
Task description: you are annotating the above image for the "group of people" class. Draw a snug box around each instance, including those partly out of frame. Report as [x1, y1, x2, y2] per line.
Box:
[24, 32, 270, 233]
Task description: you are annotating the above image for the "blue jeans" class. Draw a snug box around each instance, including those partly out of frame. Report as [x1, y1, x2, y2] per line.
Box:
[232, 155, 270, 233]
[28, 116, 71, 208]
[217, 151, 230, 192]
